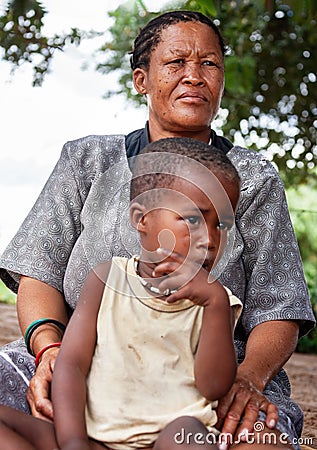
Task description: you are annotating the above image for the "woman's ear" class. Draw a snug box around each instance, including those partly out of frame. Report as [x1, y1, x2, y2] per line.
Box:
[130, 202, 147, 231]
[133, 68, 148, 95]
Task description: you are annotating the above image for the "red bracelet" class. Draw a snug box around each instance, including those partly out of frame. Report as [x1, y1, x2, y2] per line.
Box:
[35, 342, 62, 367]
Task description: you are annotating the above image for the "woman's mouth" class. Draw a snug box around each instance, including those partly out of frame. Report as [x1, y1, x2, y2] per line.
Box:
[178, 91, 208, 104]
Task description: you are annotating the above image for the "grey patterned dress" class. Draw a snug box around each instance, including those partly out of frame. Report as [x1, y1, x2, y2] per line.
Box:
[0, 129, 315, 448]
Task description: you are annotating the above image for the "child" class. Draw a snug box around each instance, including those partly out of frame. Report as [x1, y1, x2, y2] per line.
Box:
[0, 137, 242, 450]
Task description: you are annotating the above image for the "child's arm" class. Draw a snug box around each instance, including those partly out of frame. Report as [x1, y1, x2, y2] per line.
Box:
[51, 261, 111, 450]
[153, 249, 237, 402]
[193, 282, 237, 401]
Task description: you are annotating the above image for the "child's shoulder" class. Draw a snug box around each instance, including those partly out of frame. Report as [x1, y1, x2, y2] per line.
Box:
[91, 256, 130, 285]
[89, 259, 113, 286]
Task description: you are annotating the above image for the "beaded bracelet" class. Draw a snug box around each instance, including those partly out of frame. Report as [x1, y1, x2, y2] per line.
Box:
[35, 342, 62, 367]
[24, 318, 66, 356]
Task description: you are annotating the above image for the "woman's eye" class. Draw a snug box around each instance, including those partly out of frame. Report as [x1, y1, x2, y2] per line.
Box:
[202, 60, 218, 67]
[168, 58, 185, 65]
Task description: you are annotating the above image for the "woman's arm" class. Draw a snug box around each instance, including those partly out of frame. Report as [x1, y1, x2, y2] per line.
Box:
[238, 320, 299, 391]
[217, 320, 299, 439]
[18, 276, 68, 352]
[17, 276, 68, 420]
[52, 262, 110, 449]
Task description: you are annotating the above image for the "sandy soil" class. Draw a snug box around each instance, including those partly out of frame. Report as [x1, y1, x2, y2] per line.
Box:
[0, 302, 316, 448]
[284, 353, 317, 447]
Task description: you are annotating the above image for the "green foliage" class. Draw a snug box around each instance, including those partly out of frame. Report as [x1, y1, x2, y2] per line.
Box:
[296, 264, 317, 353]
[0, 280, 16, 304]
[287, 185, 317, 353]
[288, 186, 317, 263]
[0, 0, 87, 85]
[93, 0, 157, 103]
[295, 248, 317, 351]
[214, 0, 317, 189]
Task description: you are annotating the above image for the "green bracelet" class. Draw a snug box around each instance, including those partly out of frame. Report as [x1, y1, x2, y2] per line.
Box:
[24, 318, 66, 356]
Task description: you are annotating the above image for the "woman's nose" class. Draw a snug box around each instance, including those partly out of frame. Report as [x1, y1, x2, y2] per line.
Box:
[182, 63, 205, 86]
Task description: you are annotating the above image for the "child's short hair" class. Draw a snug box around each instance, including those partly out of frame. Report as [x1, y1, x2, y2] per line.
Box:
[130, 137, 240, 203]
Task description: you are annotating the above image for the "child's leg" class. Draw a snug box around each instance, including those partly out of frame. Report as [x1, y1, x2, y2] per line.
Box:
[0, 405, 58, 450]
[154, 415, 217, 449]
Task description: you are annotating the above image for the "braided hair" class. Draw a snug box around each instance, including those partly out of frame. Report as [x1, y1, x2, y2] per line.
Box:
[130, 10, 228, 71]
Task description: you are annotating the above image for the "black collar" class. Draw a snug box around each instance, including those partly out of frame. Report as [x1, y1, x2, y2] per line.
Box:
[125, 121, 233, 162]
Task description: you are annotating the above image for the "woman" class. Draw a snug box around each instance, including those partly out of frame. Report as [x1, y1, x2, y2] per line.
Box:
[0, 10, 315, 450]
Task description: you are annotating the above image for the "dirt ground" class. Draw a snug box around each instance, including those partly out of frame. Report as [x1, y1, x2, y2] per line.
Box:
[0, 302, 316, 448]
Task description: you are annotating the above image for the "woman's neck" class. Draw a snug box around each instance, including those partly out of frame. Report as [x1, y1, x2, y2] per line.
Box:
[148, 123, 212, 144]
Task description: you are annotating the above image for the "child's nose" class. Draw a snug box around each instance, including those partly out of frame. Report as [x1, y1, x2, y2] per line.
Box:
[197, 228, 216, 250]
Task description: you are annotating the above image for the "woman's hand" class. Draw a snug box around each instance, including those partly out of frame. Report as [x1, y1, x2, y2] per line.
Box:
[26, 346, 60, 421]
[17, 277, 69, 420]
[216, 320, 298, 448]
[216, 372, 279, 444]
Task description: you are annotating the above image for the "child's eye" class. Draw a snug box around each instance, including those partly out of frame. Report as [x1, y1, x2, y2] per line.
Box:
[185, 216, 201, 225]
[217, 221, 233, 231]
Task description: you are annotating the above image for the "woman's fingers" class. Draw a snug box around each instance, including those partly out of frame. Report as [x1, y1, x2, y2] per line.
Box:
[26, 349, 59, 421]
[218, 386, 253, 438]
[265, 402, 279, 429]
[27, 375, 54, 420]
[231, 398, 264, 440]
[216, 377, 279, 448]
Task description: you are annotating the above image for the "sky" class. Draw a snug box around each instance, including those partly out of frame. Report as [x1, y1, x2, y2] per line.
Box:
[0, 0, 168, 252]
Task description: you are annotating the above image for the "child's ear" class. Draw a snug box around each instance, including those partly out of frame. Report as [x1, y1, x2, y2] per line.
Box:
[130, 202, 147, 231]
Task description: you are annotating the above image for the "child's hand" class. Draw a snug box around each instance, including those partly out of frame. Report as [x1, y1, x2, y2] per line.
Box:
[152, 248, 229, 307]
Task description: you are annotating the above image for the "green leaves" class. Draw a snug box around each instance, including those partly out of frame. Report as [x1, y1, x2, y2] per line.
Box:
[0, 0, 84, 85]
[93, 0, 156, 105]
[224, 55, 256, 97]
[182, 0, 217, 16]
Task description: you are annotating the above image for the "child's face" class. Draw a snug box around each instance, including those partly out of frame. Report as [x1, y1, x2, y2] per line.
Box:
[137, 172, 238, 272]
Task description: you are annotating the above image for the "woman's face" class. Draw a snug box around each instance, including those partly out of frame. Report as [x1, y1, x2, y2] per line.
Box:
[133, 21, 225, 140]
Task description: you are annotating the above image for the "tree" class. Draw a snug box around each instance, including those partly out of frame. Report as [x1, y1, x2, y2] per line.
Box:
[0, 0, 90, 84]
[1, 0, 316, 187]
